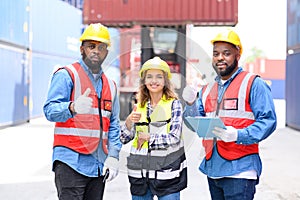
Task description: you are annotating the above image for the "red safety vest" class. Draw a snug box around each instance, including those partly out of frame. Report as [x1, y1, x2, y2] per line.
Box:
[53, 62, 116, 154]
[202, 71, 259, 160]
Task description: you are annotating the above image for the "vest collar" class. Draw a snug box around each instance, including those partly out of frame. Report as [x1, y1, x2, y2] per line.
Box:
[215, 67, 243, 85]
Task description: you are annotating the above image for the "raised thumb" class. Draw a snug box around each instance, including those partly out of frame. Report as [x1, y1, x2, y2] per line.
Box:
[133, 104, 137, 112]
[83, 88, 91, 97]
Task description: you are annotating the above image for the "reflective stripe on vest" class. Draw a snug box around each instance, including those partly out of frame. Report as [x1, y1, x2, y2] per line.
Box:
[127, 159, 187, 180]
[202, 71, 258, 160]
[127, 98, 186, 180]
[130, 97, 185, 158]
[53, 62, 115, 154]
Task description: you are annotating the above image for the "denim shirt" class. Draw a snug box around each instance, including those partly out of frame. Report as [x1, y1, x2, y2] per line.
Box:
[183, 67, 277, 177]
[43, 59, 122, 177]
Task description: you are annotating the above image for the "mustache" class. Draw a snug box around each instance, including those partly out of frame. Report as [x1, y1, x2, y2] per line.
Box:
[216, 61, 228, 66]
[90, 55, 101, 60]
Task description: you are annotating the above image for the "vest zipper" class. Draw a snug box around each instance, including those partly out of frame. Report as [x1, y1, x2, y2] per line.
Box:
[146, 149, 150, 182]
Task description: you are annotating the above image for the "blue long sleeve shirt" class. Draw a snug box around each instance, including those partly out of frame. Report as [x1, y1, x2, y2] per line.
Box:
[43, 59, 122, 177]
[183, 67, 277, 178]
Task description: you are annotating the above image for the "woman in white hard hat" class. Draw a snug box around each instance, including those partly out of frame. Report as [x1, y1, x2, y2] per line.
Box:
[120, 56, 187, 200]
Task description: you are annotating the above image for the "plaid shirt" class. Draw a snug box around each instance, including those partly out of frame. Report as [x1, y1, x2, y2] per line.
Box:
[120, 99, 183, 150]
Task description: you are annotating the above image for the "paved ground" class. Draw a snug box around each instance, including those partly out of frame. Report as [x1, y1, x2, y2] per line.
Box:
[0, 100, 300, 200]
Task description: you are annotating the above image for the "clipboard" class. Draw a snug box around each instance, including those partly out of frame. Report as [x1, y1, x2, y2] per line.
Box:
[185, 116, 226, 138]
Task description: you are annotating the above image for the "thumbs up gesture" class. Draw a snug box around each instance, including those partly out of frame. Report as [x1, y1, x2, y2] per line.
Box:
[74, 88, 93, 114]
[125, 104, 142, 129]
[130, 104, 141, 123]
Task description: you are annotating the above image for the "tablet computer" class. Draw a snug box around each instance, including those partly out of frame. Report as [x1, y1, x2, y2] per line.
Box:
[185, 116, 226, 138]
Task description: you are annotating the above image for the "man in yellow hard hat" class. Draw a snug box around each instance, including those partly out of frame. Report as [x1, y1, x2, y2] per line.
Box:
[182, 29, 277, 199]
[44, 23, 122, 200]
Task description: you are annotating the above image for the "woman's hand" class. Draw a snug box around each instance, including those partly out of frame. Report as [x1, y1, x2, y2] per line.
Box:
[137, 132, 150, 150]
[125, 104, 141, 129]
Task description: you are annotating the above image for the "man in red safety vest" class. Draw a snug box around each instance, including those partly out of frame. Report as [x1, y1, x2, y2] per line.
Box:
[44, 23, 122, 200]
[182, 29, 277, 200]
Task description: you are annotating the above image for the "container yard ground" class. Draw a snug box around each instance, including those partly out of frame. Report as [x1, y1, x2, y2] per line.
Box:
[0, 100, 300, 200]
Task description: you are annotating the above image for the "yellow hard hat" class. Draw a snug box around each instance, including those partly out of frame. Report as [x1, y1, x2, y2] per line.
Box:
[211, 29, 243, 55]
[139, 57, 172, 79]
[80, 23, 111, 46]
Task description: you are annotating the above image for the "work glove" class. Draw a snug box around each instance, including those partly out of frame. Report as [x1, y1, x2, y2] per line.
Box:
[182, 85, 198, 104]
[102, 156, 119, 182]
[212, 126, 238, 142]
[74, 88, 93, 114]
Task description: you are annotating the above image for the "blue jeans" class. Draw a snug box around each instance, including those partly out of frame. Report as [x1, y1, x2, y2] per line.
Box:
[132, 187, 180, 200]
[207, 177, 258, 200]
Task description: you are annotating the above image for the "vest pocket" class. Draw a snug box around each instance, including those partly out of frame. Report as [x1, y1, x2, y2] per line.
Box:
[128, 176, 148, 196]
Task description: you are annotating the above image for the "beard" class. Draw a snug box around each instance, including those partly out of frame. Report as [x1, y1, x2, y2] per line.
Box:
[213, 58, 238, 78]
[82, 52, 106, 73]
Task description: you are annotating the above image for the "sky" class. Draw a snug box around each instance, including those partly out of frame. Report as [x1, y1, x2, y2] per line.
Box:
[190, 0, 287, 62]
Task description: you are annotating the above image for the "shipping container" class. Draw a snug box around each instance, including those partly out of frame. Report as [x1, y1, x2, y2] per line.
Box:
[286, 53, 300, 130]
[102, 28, 121, 87]
[286, 0, 300, 130]
[243, 58, 285, 80]
[0, 0, 29, 47]
[31, 0, 82, 58]
[264, 79, 285, 100]
[287, 0, 300, 53]
[0, 0, 30, 126]
[0, 45, 29, 126]
[83, 0, 238, 27]
[0, 0, 83, 126]
[118, 26, 141, 90]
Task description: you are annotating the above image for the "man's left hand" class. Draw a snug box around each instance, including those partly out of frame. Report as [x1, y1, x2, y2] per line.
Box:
[102, 157, 119, 182]
[212, 126, 238, 142]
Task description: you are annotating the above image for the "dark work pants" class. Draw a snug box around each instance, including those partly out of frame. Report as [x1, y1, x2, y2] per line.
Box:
[54, 161, 105, 200]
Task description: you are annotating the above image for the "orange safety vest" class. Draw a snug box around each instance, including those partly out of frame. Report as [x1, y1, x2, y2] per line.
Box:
[53, 62, 116, 154]
[202, 71, 259, 160]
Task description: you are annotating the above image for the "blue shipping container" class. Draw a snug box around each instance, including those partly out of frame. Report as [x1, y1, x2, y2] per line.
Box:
[0, 45, 29, 126]
[0, 0, 83, 126]
[31, 0, 82, 58]
[286, 53, 300, 130]
[0, 0, 29, 47]
[264, 79, 285, 100]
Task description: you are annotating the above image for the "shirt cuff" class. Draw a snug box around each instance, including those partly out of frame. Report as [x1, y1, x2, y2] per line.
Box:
[184, 102, 198, 116]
